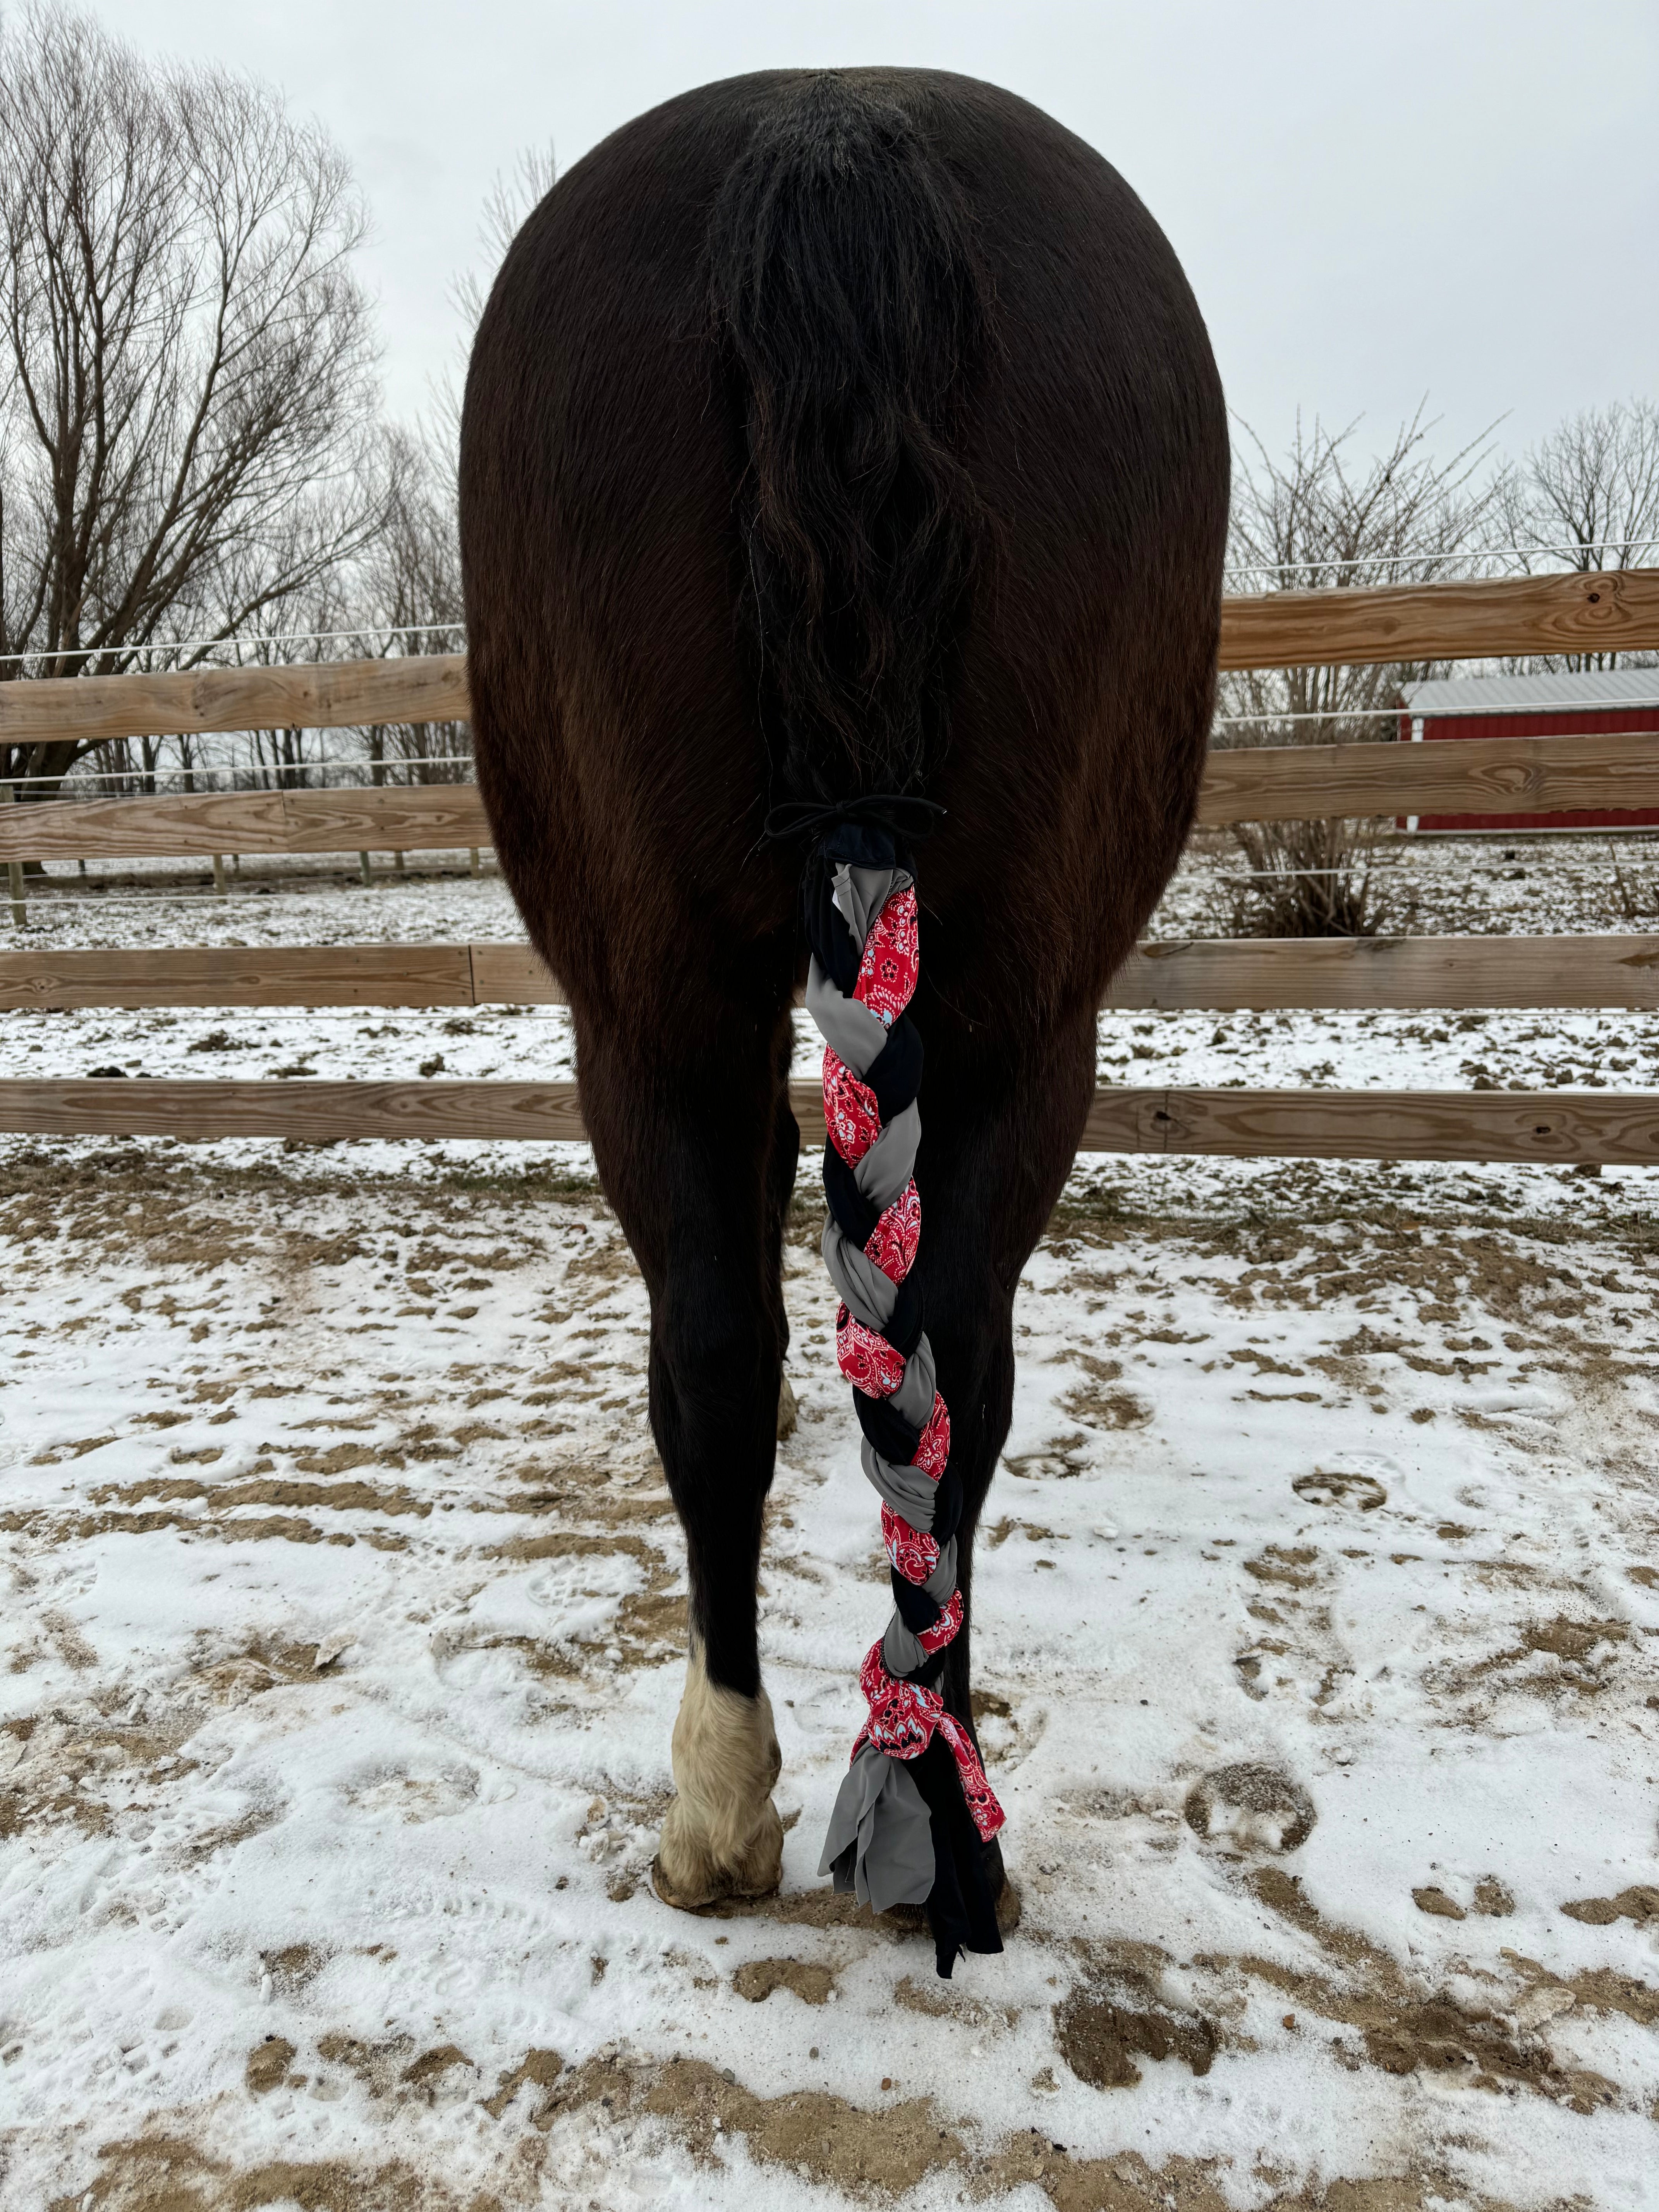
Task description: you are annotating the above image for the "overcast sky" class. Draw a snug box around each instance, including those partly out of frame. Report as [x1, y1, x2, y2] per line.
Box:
[120, 0, 1659, 470]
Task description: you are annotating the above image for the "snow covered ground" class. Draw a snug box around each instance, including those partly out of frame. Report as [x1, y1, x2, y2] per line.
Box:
[3, 842, 1658, 2211]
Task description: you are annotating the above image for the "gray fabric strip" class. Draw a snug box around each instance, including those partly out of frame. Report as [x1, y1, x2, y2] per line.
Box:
[853, 1101, 920, 1214]
[889, 1331, 936, 1431]
[819, 1740, 935, 1912]
[822, 1219, 898, 1332]
[924, 1540, 958, 1603]
[860, 1436, 937, 1529]
[832, 863, 912, 951]
[806, 957, 888, 1076]
[881, 1618, 924, 1680]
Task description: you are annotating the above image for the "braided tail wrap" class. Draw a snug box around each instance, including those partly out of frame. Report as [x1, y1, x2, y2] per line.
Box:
[797, 816, 1004, 1978]
[706, 77, 996, 1973]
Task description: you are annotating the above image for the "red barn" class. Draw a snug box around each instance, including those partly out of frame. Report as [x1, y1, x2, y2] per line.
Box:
[1397, 667, 1659, 832]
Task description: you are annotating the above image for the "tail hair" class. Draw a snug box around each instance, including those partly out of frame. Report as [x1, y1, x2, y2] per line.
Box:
[707, 74, 985, 805]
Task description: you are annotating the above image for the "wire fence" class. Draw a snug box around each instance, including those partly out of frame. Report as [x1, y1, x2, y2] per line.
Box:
[0, 751, 479, 793]
[1219, 538, 1659, 585]
[0, 623, 466, 672]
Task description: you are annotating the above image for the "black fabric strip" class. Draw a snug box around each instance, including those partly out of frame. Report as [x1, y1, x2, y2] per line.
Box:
[821, 821, 908, 870]
[883, 1272, 923, 1360]
[801, 857, 862, 993]
[864, 1016, 922, 1125]
[821, 1146, 878, 1249]
[931, 1467, 963, 1543]
[854, 1388, 921, 1465]
[890, 1571, 943, 1635]
[910, 1734, 1003, 1978]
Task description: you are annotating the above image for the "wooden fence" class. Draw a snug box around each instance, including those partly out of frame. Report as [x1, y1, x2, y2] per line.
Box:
[3, 567, 1658, 1165]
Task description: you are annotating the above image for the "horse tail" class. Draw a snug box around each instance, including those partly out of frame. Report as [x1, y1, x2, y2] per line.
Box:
[710, 79, 1004, 1978]
[706, 72, 985, 806]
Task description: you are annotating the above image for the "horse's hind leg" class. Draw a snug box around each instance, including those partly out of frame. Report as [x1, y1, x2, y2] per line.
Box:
[575, 996, 796, 1908]
[915, 1002, 1100, 1848]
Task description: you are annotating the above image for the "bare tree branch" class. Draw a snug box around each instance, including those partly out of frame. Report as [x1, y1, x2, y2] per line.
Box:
[1498, 397, 1659, 671]
[0, 3, 388, 789]
[431, 142, 556, 459]
[1221, 404, 1506, 749]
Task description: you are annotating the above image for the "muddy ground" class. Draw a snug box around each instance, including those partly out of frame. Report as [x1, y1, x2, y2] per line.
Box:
[2, 1131, 1656, 2210]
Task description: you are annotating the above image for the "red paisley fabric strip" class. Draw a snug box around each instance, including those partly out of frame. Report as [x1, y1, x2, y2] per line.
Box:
[912, 1392, 950, 1480]
[864, 1178, 921, 1283]
[882, 1499, 938, 1583]
[852, 886, 919, 1028]
[835, 1306, 907, 1398]
[915, 1587, 964, 1656]
[853, 1641, 1005, 1843]
[822, 1049, 881, 1165]
[934, 1710, 1006, 1842]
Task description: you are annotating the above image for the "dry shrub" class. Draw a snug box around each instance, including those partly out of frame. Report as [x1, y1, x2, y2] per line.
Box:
[1212, 817, 1415, 939]
[1608, 840, 1659, 922]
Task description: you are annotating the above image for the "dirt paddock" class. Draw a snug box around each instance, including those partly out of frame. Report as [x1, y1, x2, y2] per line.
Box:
[2, 1124, 1656, 2212]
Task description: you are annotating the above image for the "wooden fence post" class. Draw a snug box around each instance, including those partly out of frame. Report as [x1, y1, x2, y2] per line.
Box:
[469, 847, 480, 877]
[211, 854, 227, 896]
[359, 851, 372, 886]
[1, 785, 24, 928]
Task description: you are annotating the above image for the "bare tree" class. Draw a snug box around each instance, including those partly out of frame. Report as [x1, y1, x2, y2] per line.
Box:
[432, 143, 557, 455]
[452, 145, 558, 332]
[329, 148, 560, 793]
[355, 425, 469, 786]
[1221, 405, 1504, 747]
[1212, 407, 1501, 936]
[1497, 397, 1659, 670]
[0, 4, 388, 791]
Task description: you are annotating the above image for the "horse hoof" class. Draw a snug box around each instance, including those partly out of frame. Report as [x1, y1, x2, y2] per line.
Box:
[877, 1898, 929, 1932]
[652, 1795, 783, 1911]
[649, 1852, 709, 1912]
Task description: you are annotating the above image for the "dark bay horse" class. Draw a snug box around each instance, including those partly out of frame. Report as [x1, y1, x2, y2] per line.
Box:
[459, 68, 1227, 1946]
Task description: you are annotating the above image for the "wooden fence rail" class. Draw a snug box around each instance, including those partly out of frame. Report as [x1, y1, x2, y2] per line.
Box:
[1213, 568, 1659, 673]
[0, 656, 471, 744]
[7, 730, 1659, 862]
[4, 936, 1658, 1014]
[1, 1077, 1655, 1166]
[1195, 729, 1659, 827]
[0, 784, 484, 862]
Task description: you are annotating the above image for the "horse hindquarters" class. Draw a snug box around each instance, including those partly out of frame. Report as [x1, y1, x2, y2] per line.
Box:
[461, 65, 1228, 1929]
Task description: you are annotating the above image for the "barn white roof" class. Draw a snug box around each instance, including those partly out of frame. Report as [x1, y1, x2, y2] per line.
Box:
[1400, 667, 1659, 717]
